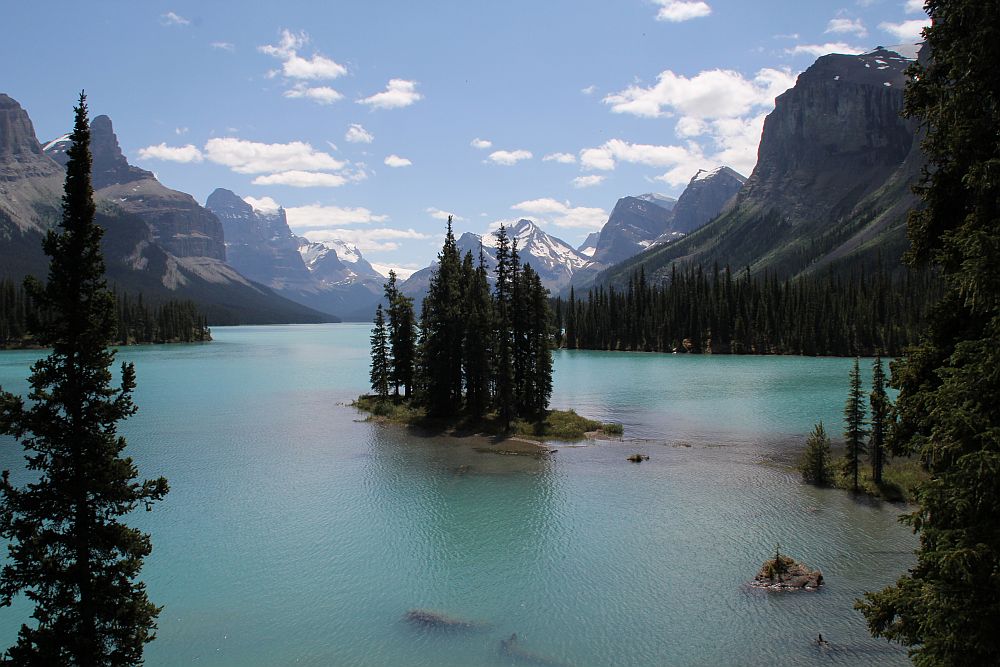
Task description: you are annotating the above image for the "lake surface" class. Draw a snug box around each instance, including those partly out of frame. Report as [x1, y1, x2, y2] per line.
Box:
[0, 324, 915, 665]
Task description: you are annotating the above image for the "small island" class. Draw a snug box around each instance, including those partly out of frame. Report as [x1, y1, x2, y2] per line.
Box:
[751, 547, 824, 591]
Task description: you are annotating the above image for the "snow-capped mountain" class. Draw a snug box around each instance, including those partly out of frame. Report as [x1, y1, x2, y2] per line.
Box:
[401, 218, 589, 299]
[296, 238, 383, 286]
[577, 232, 600, 258]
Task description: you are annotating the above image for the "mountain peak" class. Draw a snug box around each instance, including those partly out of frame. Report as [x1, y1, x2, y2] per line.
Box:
[0, 93, 47, 159]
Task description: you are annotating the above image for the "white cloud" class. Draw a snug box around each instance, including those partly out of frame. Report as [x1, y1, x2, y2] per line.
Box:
[581, 85, 597, 95]
[160, 11, 190, 26]
[211, 41, 235, 52]
[384, 154, 412, 167]
[259, 29, 347, 80]
[251, 171, 348, 188]
[543, 152, 577, 164]
[572, 175, 605, 188]
[787, 42, 866, 57]
[302, 227, 430, 252]
[284, 85, 343, 105]
[879, 19, 928, 41]
[174, 127, 189, 135]
[653, 1, 712, 23]
[470, 137, 493, 149]
[345, 124, 374, 144]
[510, 199, 608, 230]
[243, 196, 281, 213]
[488, 149, 533, 166]
[905, 0, 925, 14]
[137, 143, 204, 163]
[426, 207, 464, 222]
[826, 18, 868, 37]
[358, 79, 422, 110]
[604, 67, 795, 119]
[580, 139, 697, 171]
[286, 204, 389, 228]
[204, 138, 345, 174]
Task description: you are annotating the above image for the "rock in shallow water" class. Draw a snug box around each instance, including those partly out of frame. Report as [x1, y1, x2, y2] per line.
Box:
[751, 554, 824, 590]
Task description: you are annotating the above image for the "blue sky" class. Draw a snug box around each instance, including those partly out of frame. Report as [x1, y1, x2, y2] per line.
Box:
[3, 1, 927, 275]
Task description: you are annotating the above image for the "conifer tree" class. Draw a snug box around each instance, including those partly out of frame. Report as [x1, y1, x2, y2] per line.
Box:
[462, 249, 493, 418]
[842, 357, 868, 493]
[492, 224, 515, 429]
[0, 93, 169, 666]
[370, 304, 390, 399]
[868, 355, 889, 485]
[800, 421, 832, 486]
[857, 3, 1000, 663]
[419, 216, 464, 416]
[526, 268, 553, 417]
[384, 271, 416, 398]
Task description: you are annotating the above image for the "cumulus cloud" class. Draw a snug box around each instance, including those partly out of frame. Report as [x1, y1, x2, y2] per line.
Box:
[344, 124, 374, 144]
[604, 67, 794, 119]
[243, 196, 281, 213]
[510, 199, 608, 230]
[358, 79, 422, 110]
[259, 29, 348, 80]
[284, 85, 343, 105]
[137, 143, 204, 163]
[581, 85, 597, 95]
[204, 138, 345, 174]
[543, 152, 577, 164]
[572, 175, 605, 188]
[826, 18, 868, 37]
[879, 19, 928, 41]
[285, 204, 389, 228]
[251, 171, 348, 187]
[488, 149, 533, 166]
[905, 0, 926, 14]
[787, 42, 866, 57]
[470, 138, 493, 149]
[580, 139, 697, 171]
[301, 227, 430, 252]
[384, 154, 412, 167]
[160, 11, 190, 26]
[653, 1, 712, 23]
[426, 207, 464, 222]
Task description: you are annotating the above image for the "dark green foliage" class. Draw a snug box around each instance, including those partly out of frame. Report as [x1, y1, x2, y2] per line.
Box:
[800, 421, 833, 486]
[462, 250, 493, 418]
[0, 279, 210, 347]
[383, 271, 416, 397]
[0, 93, 168, 665]
[420, 216, 465, 416]
[493, 224, 515, 429]
[856, 3, 1000, 664]
[868, 355, 890, 485]
[555, 263, 936, 355]
[370, 304, 390, 399]
[843, 357, 868, 493]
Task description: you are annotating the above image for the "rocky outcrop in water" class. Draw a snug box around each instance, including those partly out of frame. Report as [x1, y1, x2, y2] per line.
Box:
[751, 552, 824, 590]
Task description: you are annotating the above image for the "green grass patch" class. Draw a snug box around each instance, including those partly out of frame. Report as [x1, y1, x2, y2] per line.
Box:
[831, 455, 928, 503]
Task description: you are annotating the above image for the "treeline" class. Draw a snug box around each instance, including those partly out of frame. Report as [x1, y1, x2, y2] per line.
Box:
[0, 278, 211, 347]
[556, 264, 939, 356]
[371, 218, 553, 425]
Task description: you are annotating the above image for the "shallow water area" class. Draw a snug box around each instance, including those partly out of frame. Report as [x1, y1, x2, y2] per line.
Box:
[0, 323, 914, 666]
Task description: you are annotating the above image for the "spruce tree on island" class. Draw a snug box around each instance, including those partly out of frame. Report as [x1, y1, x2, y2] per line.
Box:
[868, 355, 889, 485]
[842, 357, 867, 493]
[0, 93, 169, 666]
[370, 304, 390, 399]
[419, 216, 464, 416]
[492, 224, 515, 430]
[857, 3, 1000, 663]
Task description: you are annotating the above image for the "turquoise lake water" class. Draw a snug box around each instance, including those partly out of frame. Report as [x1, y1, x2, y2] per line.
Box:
[0, 324, 915, 665]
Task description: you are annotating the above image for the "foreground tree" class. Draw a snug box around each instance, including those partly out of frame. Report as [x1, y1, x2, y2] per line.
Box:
[842, 357, 868, 493]
[419, 216, 464, 416]
[800, 422, 833, 486]
[0, 93, 169, 665]
[856, 3, 1000, 664]
[383, 271, 416, 398]
[868, 355, 889, 485]
[370, 304, 390, 399]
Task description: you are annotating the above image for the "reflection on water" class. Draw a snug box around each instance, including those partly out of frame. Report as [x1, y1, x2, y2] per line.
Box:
[0, 325, 913, 665]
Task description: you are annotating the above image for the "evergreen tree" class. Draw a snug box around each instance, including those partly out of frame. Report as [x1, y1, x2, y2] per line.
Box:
[384, 271, 416, 398]
[842, 357, 868, 493]
[800, 421, 833, 486]
[868, 355, 889, 485]
[857, 3, 1000, 663]
[419, 216, 464, 416]
[369, 304, 390, 399]
[462, 249, 493, 418]
[492, 224, 515, 429]
[526, 268, 553, 417]
[0, 93, 169, 666]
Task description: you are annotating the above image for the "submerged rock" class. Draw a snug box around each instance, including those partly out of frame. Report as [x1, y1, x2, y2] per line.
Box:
[751, 552, 824, 590]
[627, 454, 650, 463]
[403, 608, 486, 631]
[499, 633, 568, 666]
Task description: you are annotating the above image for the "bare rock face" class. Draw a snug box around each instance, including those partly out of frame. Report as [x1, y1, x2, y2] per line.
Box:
[751, 553, 824, 590]
[592, 197, 675, 266]
[0, 94, 63, 234]
[665, 167, 746, 237]
[44, 115, 226, 261]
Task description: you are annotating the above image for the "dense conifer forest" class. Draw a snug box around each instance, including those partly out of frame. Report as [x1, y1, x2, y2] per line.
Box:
[556, 264, 939, 356]
[0, 278, 211, 347]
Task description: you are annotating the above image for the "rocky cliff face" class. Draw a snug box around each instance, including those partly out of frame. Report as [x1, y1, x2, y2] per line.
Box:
[206, 188, 313, 289]
[663, 167, 746, 237]
[44, 115, 227, 261]
[598, 47, 922, 287]
[0, 94, 63, 235]
[591, 197, 675, 266]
